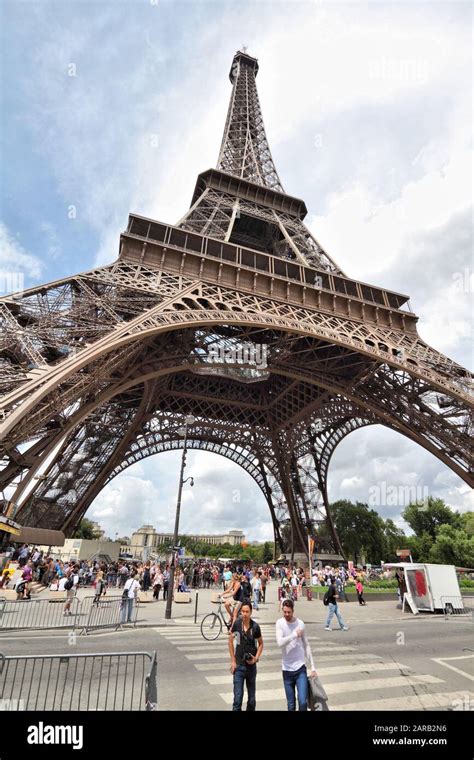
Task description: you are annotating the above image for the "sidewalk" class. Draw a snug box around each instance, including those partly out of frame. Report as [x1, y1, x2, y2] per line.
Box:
[70, 582, 428, 629]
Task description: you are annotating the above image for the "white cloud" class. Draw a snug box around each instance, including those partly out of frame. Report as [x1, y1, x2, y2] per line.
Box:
[6, 2, 472, 539]
[0, 222, 43, 286]
[87, 452, 274, 542]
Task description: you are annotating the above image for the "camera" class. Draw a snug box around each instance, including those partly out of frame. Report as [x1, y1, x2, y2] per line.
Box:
[244, 652, 254, 663]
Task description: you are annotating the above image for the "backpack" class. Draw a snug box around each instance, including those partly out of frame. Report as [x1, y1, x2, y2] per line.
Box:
[64, 577, 74, 591]
[323, 590, 330, 606]
[122, 579, 132, 601]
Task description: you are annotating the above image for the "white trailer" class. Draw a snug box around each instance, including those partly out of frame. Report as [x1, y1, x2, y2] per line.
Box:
[384, 562, 464, 614]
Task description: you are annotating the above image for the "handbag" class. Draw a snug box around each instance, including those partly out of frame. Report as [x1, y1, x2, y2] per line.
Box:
[307, 675, 329, 711]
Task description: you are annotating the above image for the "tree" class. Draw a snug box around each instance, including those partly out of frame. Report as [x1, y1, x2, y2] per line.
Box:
[262, 541, 273, 564]
[428, 524, 474, 567]
[404, 532, 433, 563]
[460, 512, 474, 537]
[330, 500, 385, 564]
[381, 519, 407, 562]
[73, 518, 103, 540]
[402, 498, 461, 540]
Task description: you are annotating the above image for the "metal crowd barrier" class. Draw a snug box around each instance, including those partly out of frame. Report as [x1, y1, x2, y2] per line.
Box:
[442, 595, 474, 619]
[0, 651, 157, 711]
[0, 596, 81, 631]
[0, 596, 140, 633]
[81, 596, 140, 634]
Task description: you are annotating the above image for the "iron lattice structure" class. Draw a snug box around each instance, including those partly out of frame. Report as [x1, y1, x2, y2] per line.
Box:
[1, 51, 472, 558]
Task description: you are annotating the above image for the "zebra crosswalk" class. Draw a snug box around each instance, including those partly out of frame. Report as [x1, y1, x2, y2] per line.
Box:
[154, 622, 474, 711]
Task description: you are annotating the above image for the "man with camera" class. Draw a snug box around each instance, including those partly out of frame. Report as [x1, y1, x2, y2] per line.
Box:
[228, 600, 264, 711]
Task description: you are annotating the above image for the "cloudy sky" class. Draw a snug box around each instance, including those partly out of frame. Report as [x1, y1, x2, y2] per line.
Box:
[1, 0, 472, 543]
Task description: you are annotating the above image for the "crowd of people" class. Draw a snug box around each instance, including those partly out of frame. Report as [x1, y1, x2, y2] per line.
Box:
[0, 542, 378, 604]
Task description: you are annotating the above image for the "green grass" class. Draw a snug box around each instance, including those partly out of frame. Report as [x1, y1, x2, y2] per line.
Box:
[310, 586, 397, 594]
[310, 578, 474, 594]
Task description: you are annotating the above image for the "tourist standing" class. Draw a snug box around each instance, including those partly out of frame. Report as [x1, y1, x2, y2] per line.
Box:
[63, 566, 79, 615]
[121, 573, 140, 623]
[153, 568, 163, 600]
[162, 567, 170, 601]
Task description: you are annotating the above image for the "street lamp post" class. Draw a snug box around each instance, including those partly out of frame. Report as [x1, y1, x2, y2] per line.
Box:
[165, 415, 195, 620]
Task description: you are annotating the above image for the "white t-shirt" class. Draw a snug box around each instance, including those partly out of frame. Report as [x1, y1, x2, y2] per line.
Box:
[275, 617, 315, 672]
[59, 574, 78, 591]
[124, 578, 140, 599]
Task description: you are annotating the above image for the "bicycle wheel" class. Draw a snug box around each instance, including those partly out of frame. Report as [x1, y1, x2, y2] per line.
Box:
[201, 613, 223, 641]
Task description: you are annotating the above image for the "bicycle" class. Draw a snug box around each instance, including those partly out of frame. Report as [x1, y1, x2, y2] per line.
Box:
[200, 597, 233, 641]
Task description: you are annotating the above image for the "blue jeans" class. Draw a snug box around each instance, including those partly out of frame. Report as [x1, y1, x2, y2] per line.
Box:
[232, 664, 257, 711]
[325, 602, 346, 628]
[120, 597, 134, 623]
[253, 589, 260, 609]
[282, 665, 308, 711]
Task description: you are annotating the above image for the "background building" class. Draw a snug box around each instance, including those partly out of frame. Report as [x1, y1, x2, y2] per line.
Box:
[127, 526, 245, 559]
[44, 538, 120, 563]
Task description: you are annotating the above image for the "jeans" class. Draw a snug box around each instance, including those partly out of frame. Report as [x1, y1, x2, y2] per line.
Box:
[253, 589, 260, 610]
[120, 597, 135, 623]
[232, 664, 257, 711]
[163, 583, 169, 601]
[282, 665, 308, 711]
[325, 602, 346, 628]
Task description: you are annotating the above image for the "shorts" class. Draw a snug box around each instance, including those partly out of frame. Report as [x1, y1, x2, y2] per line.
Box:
[66, 589, 76, 600]
[224, 598, 241, 611]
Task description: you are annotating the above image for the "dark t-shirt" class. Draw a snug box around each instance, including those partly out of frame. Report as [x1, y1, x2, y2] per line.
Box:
[231, 618, 262, 666]
[233, 583, 244, 602]
[327, 584, 338, 605]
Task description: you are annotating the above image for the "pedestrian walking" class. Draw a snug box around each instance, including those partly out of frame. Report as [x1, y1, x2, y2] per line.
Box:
[228, 601, 263, 711]
[275, 598, 317, 711]
[260, 572, 268, 603]
[324, 580, 349, 630]
[251, 571, 262, 610]
[356, 579, 366, 605]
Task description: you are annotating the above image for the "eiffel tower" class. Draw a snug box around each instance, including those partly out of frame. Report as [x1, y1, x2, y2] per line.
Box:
[1, 51, 472, 561]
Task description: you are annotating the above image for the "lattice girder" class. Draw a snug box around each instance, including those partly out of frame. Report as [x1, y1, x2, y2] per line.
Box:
[2, 50, 472, 551]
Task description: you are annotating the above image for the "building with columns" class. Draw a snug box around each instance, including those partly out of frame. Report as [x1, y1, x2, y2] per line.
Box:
[125, 526, 245, 559]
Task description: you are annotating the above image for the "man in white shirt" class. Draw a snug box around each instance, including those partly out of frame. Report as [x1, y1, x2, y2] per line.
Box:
[120, 574, 141, 623]
[275, 598, 317, 711]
